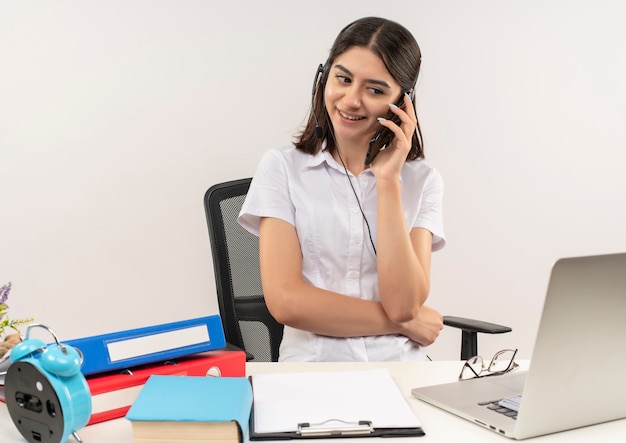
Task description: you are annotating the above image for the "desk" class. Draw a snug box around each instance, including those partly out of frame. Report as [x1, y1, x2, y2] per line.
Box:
[1, 360, 624, 442]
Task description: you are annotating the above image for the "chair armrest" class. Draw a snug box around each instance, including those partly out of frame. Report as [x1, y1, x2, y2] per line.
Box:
[443, 316, 512, 360]
[443, 316, 512, 334]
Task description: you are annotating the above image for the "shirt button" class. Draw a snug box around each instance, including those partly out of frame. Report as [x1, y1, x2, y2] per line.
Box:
[354, 237, 362, 244]
[352, 207, 359, 213]
[348, 271, 359, 279]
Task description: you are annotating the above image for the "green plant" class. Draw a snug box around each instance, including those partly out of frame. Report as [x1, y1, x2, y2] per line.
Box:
[0, 282, 34, 338]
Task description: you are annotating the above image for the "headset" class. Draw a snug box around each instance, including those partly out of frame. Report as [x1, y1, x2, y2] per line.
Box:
[5, 324, 91, 443]
[309, 61, 417, 255]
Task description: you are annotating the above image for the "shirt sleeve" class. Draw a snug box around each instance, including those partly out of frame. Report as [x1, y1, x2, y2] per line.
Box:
[237, 148, 295, 237]
[414, 167, 446, 252]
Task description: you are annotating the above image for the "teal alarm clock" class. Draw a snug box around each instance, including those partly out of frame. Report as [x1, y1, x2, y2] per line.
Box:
[5, 324, 92, 443]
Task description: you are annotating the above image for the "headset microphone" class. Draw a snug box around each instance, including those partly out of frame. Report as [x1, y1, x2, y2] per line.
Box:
[313, 113, 323, 139]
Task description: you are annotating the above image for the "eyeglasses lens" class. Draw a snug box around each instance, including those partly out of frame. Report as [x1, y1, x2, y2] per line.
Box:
[460, 355, 483, 379]
[489, 349, 515, 373]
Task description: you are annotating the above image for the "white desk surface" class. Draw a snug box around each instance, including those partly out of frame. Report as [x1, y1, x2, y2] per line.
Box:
[1, 360, 624, 442]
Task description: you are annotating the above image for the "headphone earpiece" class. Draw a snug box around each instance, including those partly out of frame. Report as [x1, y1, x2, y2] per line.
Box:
[311, 62, 330, 139]
[311, 62, 329, 96]
[321, 62, 330, 86]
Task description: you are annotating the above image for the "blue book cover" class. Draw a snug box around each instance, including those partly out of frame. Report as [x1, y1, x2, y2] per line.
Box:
[126, 375, 253, 439]
[64, 315, 226, 376]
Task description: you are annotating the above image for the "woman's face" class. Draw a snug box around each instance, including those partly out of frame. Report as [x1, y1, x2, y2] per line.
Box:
[324, 46, 403, 147]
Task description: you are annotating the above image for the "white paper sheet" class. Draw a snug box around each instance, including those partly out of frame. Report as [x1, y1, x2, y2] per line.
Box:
[251, 368, 421, 434]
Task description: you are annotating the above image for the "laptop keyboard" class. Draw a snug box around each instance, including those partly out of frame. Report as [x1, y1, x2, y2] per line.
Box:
[478, 394, 522, 419]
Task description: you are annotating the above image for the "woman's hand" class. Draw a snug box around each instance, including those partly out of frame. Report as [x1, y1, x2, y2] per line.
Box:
[397, 305, 444, 347]
[369, 93, 417, 180]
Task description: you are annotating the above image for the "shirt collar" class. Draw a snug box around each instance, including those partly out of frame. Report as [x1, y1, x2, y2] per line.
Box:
[305, 140, 375, 177]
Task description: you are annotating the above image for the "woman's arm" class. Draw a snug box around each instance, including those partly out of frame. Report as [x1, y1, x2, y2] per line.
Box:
[375, 179, 432, 323]
[260, 215, 442, 346]
[370, 94, 436, 324]
[259, 216, 404, 337]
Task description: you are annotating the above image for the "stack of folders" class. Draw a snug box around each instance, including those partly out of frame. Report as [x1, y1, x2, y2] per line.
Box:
[59, 315, 246, 425]
[126, 375, 253, 443]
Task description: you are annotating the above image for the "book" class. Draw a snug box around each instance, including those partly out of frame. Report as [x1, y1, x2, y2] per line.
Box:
[126, 375, 253, 443]
[86, 349, 245, 425]
[63, 315, 227, 376]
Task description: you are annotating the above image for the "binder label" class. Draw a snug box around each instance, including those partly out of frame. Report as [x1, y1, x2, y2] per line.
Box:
[106, 325, 211, 362]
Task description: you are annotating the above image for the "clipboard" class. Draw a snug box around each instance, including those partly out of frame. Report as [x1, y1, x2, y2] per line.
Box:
[249, 414, 425, 439]
[248, 369, 425, 440]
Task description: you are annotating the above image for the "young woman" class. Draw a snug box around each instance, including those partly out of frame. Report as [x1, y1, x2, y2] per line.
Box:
[238, 17, 446, 361]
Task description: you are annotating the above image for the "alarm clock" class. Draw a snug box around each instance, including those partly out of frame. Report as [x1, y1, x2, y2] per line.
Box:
[5, 324, 91, 443]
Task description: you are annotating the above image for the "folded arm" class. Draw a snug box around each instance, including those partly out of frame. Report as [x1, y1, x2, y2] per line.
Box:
[259, 217, 441, 346]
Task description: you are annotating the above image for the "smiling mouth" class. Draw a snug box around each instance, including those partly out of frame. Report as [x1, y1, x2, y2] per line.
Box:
[338, 110, 365, 121]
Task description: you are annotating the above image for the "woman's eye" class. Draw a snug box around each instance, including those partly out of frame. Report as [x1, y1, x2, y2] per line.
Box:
[336, 75, 351, 84]
[369, 87, 384, 95]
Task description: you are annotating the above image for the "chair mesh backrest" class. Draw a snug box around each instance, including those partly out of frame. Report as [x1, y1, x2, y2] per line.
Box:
[204, 178, 283, 362]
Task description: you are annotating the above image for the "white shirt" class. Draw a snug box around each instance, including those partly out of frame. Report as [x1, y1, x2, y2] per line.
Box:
[238, 145, 446, 362]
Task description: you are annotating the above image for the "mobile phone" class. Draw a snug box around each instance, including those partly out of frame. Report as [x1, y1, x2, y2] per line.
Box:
[364, 91, 413, 166]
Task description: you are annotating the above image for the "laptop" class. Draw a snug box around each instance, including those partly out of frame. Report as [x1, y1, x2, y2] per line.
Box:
[412, 252, 626, 439]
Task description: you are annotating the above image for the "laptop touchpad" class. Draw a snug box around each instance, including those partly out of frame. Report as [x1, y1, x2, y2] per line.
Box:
[486, 373, 526, 391]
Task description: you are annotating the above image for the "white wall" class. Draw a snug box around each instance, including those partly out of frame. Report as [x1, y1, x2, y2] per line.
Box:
[1, 1, 625, 360]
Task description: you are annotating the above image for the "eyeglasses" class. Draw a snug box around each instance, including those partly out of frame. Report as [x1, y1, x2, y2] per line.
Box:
[458, 349, 518, 381]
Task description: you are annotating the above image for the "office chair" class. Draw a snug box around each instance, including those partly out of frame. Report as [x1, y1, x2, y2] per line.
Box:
[204, 178, 511, 362]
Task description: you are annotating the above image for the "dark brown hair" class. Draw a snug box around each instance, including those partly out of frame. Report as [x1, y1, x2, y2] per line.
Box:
[295, 17, 424, 160]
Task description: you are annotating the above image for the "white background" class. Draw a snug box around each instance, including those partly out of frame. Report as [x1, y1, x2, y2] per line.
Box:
[1, 0, 625, 361]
